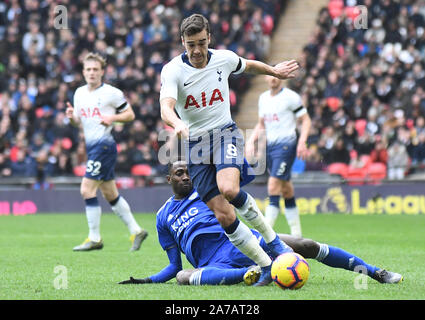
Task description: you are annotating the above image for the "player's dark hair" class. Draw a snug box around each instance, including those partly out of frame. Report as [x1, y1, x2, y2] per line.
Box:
[168, 158, 186, 174]
[180, 14, 210, 38]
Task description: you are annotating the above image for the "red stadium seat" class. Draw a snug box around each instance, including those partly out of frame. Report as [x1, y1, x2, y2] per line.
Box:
[346, 166, 367, 185]
[345, 6, 361, 21]
[131, 164, 152, 176]
[327, 162, 349, 178]
[328, 0, 344, 19]
[116, 177, 135, 189]
[262, 14, 274, 35]
[360, 154, 372, 168]
[355, 119, 367, 137]
[73, 165, 86, 177]
[366, 162, 387, 184]
[326, 97, 341, 111]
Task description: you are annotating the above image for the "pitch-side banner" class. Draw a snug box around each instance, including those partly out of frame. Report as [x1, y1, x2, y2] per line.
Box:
[0, 183, 424, 215]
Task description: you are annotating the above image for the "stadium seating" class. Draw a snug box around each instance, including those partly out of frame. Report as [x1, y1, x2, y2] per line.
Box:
[354, 119, 367, 137]
[346, 166, 367, 185]
[360, 155, 372, 169]
[73, 165, 86, 177]
[366, 163, 387, 184]
[327, 162, 348, 178]
[327, 0, 344, 19]
[291, 158, 306, 174]
[131, 164, 152, 177]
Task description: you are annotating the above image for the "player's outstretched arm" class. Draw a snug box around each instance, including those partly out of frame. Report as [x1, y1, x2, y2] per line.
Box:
[118, 276, 152, 284]
[160, 97, 189, 139]
[118, 246, 183, 284]
[245, 60, 299, 80]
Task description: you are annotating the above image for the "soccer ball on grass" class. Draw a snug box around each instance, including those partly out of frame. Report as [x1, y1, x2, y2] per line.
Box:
[271, 252, 310, 290]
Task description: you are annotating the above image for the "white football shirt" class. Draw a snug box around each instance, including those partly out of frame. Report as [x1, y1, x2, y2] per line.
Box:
[160, 49, 246, 137]
[258, 87, 306, 145]
[73, 83, 128, 147]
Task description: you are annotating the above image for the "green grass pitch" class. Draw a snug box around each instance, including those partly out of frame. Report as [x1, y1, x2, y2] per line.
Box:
[0, 213, 424, 300]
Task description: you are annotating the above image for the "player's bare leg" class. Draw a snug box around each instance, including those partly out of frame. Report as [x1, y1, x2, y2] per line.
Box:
[100, 180, 148, 251]
[176, 269, 200, 285]
[73, 177, 104, 251]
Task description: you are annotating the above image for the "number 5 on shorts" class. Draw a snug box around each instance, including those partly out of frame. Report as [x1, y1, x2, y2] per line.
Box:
[277, 161, 287, 176]
[86, 160, 101, 176]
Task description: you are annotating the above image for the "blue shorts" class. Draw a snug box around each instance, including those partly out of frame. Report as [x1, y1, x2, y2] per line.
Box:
[84, 140, 117, 181]
[197, 229, 271, 269]
[185, 123, 255, 203]
[267, 137, 297, 181]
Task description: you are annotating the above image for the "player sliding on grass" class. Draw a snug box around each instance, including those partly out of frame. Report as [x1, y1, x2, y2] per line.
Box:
[66, 52, 148, 252]
[159, 13, 299, 286]
[119, 160, 403, 286]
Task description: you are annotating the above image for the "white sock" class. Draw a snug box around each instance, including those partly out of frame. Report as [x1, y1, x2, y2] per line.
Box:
[225, 220, 272, 267]
[315, 243, 329, 261]
[265, 205, 280, 228]
[111, 196, 142, 235]
[86, 205, 101, 242]
[236, 193, 276, 243]
[284, 206, 302, 237]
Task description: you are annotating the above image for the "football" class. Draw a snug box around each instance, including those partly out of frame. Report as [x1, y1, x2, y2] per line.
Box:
[271, 252, 310, 290]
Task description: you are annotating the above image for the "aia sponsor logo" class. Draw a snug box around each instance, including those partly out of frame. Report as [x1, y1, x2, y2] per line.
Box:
[80, 107, 101, 118]
[184, 89, 224, 109]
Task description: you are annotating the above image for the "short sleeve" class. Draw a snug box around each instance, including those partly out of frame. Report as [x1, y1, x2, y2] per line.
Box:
[160, 63, 179, 101]
[289, 90, 307, 118]
[223, 50, 246, 75]
[258, 93, 266, 118]
[110, 87, 128, 113]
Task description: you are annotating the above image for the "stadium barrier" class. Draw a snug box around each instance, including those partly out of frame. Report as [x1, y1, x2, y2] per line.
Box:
[1, 182, 425, 215]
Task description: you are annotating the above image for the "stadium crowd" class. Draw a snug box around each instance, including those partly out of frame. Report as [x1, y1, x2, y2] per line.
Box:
[0, 0, 285, 187]
[0, 0, 425, 187]
[289, 0, 425, 181]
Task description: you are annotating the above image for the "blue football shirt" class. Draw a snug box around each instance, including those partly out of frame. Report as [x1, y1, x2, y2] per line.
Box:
[156, 189, 224, 268]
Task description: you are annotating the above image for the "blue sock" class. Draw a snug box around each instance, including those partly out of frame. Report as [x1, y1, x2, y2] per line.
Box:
[84, 197, 99, 207]
[321, 245, 380, 277]
[200, 267, 249, 285]
[269, 195, 280, 208]
[284, 197, 296, 208]
[229, 190, 248, 208]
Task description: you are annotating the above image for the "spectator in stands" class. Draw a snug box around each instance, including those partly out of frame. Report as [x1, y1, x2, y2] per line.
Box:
[370, 139, 388, 165]
[304, 144, 325, 171]
[387, 141, 409, 180]
[0, 153, 12, 177]
[10, 148, 37, 177]
[328, 138, 350, 165]
[411, 132, 425, 166]
[3, 0, 424, 186]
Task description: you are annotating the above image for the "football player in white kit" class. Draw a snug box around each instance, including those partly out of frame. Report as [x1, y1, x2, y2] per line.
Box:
[66, 52, 148, 252]
[160, 14, 299, 285]
[246, 75, 311, 237]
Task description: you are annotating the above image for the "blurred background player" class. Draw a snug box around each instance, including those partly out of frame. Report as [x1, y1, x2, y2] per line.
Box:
[159, 14, 299, 285]
[246, 75, 311, 237]
[119, 160, 402, 286]
[66, 52, 148, 252]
